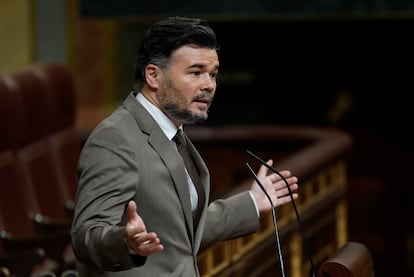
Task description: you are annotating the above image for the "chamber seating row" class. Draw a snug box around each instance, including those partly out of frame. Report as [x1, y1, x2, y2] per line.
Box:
[0, 63, 82, 277]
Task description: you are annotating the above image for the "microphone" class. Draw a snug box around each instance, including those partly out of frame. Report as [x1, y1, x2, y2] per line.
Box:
[246, 162, 286, 277]
[246, 150, 316, 277]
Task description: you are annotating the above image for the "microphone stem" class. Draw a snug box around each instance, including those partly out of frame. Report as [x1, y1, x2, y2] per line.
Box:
[246, 163, 286, 277]
[247, 150, 317, 277]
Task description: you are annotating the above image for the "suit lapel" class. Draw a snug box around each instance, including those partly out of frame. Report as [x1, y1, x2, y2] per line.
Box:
[184, 132, 210, 250]
[148, 131, 194, 238]
[183, 132, 209, 196]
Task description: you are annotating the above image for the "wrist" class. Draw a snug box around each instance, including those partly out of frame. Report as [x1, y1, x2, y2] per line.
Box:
[123, 237, 137, 255]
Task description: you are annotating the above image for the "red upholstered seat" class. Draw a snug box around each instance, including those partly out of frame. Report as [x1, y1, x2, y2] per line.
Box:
[0, 76, 25, 151]
[10, 66, 74, 224]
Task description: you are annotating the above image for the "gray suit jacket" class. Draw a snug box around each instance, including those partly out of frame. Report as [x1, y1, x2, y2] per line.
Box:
[71, 92, 260, 276]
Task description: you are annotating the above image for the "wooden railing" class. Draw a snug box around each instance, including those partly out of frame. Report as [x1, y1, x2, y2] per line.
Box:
[319, 241, 374, 277]
[186, 125, 353, 277]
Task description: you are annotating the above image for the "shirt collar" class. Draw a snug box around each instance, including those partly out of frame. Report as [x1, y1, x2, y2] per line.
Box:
[135, 92, 180, 140]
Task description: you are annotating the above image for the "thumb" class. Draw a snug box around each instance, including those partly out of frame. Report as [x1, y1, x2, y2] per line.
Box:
[127, 200, 139, 223]
[257, 159, 273, 178]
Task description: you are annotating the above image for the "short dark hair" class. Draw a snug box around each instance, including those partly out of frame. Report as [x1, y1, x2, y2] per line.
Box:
[134, 16, 219, 91]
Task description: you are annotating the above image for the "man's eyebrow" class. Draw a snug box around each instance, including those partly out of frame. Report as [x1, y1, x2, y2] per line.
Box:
[189, 63, 219, 70]
[189, 63, 206, 69]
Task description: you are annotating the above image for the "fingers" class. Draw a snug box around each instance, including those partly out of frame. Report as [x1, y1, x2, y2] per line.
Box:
[268, 170, 293, 182]
[267, 169, 299, 207]
[132, 231, 158, 245]
[130, 232, 164, 256]
[125, 200, 164, 256]
[276, 183, 299, 197]
[276, 192, 299, 206]
[272, 176, 298, 190]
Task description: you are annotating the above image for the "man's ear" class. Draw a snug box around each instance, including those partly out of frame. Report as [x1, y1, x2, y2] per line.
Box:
[145, 64, 161, 89]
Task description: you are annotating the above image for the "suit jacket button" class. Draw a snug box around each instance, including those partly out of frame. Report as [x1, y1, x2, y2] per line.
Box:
[112, 263, 123, 271]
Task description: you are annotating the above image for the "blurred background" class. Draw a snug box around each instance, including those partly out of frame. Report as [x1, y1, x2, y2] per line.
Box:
[1, 0, 413, 276]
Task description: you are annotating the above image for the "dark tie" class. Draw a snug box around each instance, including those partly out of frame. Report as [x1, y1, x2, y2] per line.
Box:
[174, 129, 205, 230]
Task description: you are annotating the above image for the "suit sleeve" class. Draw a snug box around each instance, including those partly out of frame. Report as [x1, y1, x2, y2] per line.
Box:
[201, 191, 260, 248]
[71, 124, 144, 271]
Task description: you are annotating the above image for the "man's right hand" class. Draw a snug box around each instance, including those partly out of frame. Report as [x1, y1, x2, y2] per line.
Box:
[124, 200, 164, 256]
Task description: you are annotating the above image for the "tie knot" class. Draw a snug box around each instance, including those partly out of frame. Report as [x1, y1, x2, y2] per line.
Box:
[174, 129, 186, 146]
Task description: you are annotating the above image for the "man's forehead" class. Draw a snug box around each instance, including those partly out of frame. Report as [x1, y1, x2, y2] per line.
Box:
[172, 45, 219, 67]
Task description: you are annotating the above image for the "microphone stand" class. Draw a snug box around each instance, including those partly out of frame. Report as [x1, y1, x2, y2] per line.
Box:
[246, 162, 287, 277]
[247, 150, 316, 277]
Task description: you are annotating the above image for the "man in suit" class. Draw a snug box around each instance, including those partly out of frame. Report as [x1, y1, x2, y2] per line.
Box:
[71, 16, 299, 276]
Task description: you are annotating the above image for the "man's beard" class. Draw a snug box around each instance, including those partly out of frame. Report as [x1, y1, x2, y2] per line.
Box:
[163, 102, 209, 125]
[158, 79, 212, 125]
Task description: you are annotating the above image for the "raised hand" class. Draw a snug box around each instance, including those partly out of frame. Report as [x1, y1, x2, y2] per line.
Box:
[249, 160, 299, 213]
[124, 200, 164, 256]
